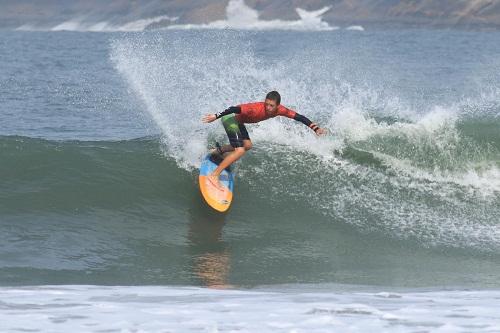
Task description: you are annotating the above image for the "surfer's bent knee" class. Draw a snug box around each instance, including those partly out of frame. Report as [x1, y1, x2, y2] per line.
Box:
[234, 147, 246, 154]
[243, 140, 252, 151]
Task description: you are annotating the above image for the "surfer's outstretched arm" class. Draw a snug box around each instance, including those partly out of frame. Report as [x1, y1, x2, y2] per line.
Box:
[293, 113, 327, 136]
[202, 106, 241, 123]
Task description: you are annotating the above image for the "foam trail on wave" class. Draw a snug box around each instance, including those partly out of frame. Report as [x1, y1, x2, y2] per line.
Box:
[248, 84, 500, 250]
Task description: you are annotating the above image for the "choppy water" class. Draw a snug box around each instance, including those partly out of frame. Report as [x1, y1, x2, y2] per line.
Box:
[1, 29, 500, 331]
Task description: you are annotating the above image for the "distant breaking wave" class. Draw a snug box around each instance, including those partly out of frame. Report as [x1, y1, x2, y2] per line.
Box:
[52, 15, 177, 32]
[167, 0, 337, 31]
[16, 15, 178, 32]
[15, 0, 363, 32]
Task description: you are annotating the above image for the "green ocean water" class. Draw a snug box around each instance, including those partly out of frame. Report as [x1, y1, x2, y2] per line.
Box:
[0, 30, 499, 289]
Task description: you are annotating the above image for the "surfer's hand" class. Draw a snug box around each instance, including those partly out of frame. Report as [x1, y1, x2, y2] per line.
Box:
[202, 114, 217, 123]
[315, 128, 327, 136]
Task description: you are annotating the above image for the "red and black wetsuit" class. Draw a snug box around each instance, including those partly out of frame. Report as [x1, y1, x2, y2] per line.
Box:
[215, 102, 319, 148]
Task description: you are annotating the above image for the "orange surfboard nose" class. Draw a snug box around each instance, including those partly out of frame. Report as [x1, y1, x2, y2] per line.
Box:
[199, 175, 233, 212]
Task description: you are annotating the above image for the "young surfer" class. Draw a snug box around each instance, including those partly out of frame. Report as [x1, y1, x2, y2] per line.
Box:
[202, 91, 326, 189]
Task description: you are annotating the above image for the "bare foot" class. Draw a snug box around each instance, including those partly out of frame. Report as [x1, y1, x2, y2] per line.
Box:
[207, 174, 224, 191]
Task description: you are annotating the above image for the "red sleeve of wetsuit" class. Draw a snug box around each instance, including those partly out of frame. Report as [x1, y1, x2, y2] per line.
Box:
[278, 105, 297, 119]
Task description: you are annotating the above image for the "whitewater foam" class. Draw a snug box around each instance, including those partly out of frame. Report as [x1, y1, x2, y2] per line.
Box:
[249, 103, 500, 250]
[1, 285, 499, 333]
[53, 16, 177, 32]
[346, 25, 365, 31]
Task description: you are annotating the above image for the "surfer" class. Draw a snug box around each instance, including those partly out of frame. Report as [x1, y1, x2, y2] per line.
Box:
[202, 91, 326, 189]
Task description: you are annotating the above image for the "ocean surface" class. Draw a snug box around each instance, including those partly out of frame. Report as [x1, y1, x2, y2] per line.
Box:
[1, 29, 500, 332]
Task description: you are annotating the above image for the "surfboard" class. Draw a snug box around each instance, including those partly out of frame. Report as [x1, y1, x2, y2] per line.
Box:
[199, 153, 234, 212]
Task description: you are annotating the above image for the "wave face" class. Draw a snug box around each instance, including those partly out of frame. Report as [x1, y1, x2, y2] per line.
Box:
[1, 29, 500, 287]
[109, 31, 500, 251]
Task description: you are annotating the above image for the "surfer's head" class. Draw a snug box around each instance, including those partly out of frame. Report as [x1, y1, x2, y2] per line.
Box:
[264, 91, 280, 115]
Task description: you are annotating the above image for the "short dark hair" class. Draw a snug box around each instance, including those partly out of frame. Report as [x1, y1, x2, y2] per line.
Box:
[265, 91, 281, 105]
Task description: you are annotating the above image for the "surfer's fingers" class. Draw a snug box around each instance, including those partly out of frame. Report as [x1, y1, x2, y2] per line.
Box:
[202, 114, 215, 123]
[315, 128, 328, 136]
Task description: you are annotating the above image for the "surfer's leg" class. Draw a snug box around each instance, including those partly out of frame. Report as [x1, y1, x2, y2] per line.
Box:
[219, 114, 250, 156]
[208, 147, 245, 189]
[209, 115, 250, 188]
[213, 147, 245, 176]
[212, 140, 251, 176]
[219, 140, 251, 154]
[220, 144, 235, 154]
[210, 143, 233, 156]
[221, 125, 252, 154]
[242, 139, 252, 151]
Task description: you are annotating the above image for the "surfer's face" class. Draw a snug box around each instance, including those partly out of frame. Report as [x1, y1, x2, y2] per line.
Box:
[264, 99, 278, 115]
